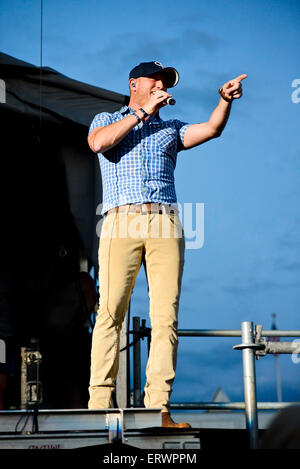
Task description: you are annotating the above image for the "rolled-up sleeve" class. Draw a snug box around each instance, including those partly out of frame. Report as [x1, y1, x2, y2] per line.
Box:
[172, 119, 191, 151]
[88, 112, 113, 136]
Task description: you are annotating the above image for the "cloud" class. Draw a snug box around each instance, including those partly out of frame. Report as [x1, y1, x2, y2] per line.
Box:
[171, 85, 219, 113]
[83, 27, 222, 78]
[223, 278, 284, 296]
[122, 29, 221, 63]
[275, 259, 300, 273]
[181, 274, 212, 293]
[277, 228, 300, 251]
[173, 343, 300, 403]
[177, 29, 222, 51]
[273, 228, 300, 273]
[173, 345, 244, 401]
[178, 343, 241, 373]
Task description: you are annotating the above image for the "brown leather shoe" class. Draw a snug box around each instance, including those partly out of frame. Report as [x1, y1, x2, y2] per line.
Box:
[161, 412, 191, 428]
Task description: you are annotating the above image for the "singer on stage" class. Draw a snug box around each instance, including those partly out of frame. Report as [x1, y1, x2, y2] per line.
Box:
[87, 61, 246, 427]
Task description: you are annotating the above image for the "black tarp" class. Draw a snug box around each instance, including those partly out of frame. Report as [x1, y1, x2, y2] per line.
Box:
[0, 52, 128, 408]
[0, 51, 128, 271]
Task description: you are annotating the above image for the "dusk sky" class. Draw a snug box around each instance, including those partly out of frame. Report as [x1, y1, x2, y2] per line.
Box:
[1, 0, 299, 405]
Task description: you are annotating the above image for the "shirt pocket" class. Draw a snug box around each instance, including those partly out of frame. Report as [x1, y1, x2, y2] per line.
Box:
[149, 126, 178, 163]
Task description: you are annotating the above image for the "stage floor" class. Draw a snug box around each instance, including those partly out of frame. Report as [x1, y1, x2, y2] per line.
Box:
[0, 408, 274, 449]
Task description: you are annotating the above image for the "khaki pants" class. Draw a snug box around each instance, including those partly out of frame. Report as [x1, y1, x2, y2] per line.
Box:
[88, 207, 185, 412]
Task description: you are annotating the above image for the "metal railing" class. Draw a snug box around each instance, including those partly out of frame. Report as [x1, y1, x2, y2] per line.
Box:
[130, 318, 300, 449]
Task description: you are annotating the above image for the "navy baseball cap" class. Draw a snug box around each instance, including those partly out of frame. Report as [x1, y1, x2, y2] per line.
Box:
[129, 61, 179, 88]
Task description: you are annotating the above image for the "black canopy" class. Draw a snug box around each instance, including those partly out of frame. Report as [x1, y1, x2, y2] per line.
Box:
[0, 52, 128, 341]
[0, 51, 128, 268]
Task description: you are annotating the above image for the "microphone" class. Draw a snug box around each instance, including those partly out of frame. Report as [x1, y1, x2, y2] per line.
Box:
[165, 97, 176, 105]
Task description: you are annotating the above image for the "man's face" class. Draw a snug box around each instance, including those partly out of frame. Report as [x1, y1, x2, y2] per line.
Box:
[130, 73, 168, 105]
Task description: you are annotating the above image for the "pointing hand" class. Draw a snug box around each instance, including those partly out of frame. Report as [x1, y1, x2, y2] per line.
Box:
[219, 74, 247, 102]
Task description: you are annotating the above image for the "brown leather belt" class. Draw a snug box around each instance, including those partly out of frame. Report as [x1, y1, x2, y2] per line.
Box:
[105, 203, 178, 216]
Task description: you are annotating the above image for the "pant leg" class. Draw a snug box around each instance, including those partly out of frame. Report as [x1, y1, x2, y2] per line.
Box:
[143, 212, 185, 412]
[89, 212, 144, 409]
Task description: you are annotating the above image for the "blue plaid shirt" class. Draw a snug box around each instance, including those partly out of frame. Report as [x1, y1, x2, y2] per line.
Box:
[89, 105, 190, 214]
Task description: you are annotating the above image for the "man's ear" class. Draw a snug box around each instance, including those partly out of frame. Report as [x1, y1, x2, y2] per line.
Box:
[129, 78, 136, 90]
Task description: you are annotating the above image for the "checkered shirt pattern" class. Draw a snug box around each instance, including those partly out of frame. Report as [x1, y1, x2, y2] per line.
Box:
[89, 105, 190, 214]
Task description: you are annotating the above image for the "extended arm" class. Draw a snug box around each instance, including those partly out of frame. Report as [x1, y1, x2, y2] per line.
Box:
[183, 74, 247, 149]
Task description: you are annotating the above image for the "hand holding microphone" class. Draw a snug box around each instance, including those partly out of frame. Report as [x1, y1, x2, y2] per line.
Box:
[143, 90, 175, 115]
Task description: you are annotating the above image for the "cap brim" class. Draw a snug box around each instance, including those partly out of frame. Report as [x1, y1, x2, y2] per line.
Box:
[147, 67, 179, 88]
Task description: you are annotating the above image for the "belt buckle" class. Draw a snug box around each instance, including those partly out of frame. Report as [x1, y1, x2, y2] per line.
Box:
[141, 203, 149, 215]
[152, 203, 162, 214]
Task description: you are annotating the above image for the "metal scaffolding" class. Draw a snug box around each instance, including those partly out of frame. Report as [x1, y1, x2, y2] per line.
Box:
[129, 318, 300, 449]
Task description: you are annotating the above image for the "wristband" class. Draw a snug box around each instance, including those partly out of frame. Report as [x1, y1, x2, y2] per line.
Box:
[139, 108, 149, 119]
[132, 111, 141, 123]
[218, 87, 232, 103]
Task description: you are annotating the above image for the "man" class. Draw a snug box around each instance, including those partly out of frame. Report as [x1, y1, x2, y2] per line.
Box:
[87, 61, 246, 427]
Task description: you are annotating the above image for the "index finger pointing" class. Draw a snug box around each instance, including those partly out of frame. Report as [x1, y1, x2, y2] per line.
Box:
[235, 73, 247, 82]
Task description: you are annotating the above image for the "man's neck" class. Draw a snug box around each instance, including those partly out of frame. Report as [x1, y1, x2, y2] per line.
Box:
[128, 99, 140, 112]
